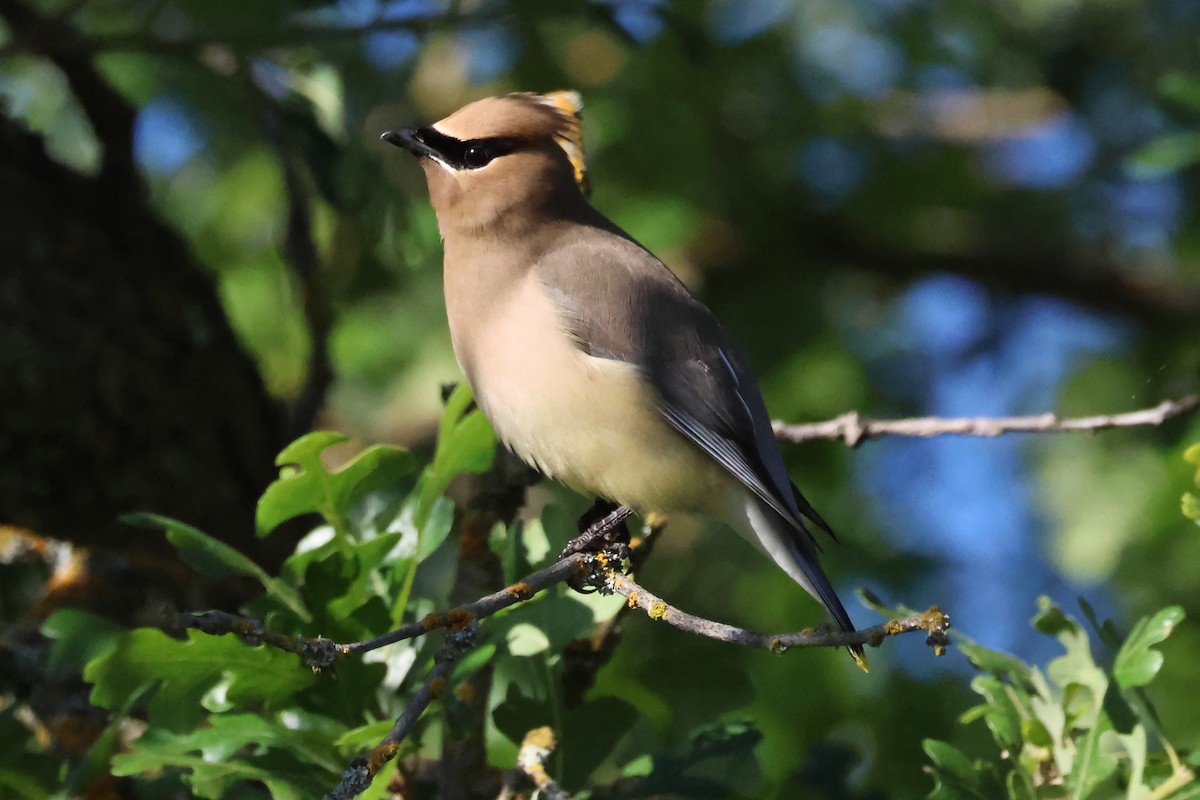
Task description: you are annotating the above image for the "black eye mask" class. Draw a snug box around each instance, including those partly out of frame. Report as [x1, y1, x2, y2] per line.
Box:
[407, 127, 524, 170]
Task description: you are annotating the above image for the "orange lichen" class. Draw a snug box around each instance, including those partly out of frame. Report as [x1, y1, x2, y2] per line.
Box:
[454, 683, 476, 704]
[445, 607, 475, 631]
[626, 592, 638, 609]
[420, 612, 443, 631]
[429, 676, 447, 699]
[506, 583, 533, 600]
[367, 741, 400, 774]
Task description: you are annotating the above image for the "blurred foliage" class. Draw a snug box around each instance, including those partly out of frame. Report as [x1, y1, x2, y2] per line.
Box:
[3, 0, 1200, 798]
[932, 600, 1191, 799]
[7, 421, 1198, 798]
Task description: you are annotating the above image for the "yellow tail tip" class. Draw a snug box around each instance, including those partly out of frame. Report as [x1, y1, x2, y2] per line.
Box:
[851, 648, 870, 673]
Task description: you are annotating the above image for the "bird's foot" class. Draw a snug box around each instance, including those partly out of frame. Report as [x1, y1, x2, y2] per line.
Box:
[560, 500, 633, 559]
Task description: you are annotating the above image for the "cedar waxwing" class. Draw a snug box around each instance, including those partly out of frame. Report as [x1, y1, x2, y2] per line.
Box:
[383, 92, 862, 666]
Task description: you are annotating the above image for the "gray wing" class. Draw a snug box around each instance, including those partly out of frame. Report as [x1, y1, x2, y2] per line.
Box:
[536, 228, 834, 543]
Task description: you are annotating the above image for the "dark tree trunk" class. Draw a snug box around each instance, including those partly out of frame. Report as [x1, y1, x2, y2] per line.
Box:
[0, 107, 288, 568]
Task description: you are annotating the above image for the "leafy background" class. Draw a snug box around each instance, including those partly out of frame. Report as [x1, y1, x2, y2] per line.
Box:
[2, 0, 1199, 797]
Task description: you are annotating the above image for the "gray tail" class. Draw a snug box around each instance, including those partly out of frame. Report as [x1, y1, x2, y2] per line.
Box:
[757, 501, 866, 669]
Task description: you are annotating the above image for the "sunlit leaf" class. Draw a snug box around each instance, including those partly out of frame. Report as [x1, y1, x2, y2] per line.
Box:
[257, 431, 415, 537]
[1112, 606, 1185, 690]
[123, 512, 311, 621]
[86, 629, 316, 729]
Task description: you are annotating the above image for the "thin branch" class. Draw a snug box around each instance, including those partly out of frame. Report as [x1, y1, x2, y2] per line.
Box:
[340, 554, 585, 657]
[323, 622, 479, 800]
[610, 572, 950, 656]
[773, 395, 1200, 447]
[178, 533, 946, 672]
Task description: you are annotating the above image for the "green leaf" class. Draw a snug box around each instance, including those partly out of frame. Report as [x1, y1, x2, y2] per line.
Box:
[124, 512, 311, 622]
[41, 609, 123, 676]
[450, 643, 497, 682]
[86, 628, 316, 729]
[1185, 443, 1200, 468]
[410, 384, 497, 532]
[1129, 133, 1200, 175]
[1116, 724, 1149, 799]
[417, 496, 455, 560]
[112, 713, 342, 799]
[1184, 493, 1200, 525]
[1069, 710, 1117, 799]
[924, 739, 989, 799]
[257, 431, 415, 537]
[855, 587, 920, 618]
[1112, 606, 1185, 690]
[124, 511, 266, 580]
[959, 640, 1033, 683]
[1159, 73, 1200, 110]
[967, 675, 1023, 750]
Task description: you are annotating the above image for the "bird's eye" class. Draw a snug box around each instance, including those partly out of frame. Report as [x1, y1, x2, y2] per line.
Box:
[463, 145, 493, 169]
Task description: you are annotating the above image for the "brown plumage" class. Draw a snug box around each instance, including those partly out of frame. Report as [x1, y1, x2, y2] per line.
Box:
[383, 92, 864, 667]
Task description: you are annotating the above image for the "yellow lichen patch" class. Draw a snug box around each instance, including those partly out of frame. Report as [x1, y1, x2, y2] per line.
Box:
[883, 619, 906, 635]
[366, 741, 400, 775]
[626, 591, 638, 609]
[921, 605, 949, 631]
[454, 683, 476, 704]
[429, 676, 447, 700]
[506, 582, 533, 600]
[769, 638, 787, 654]
[648, 601, 667, 620]
[445, 607, 476, 631]
[919, 606, 951, 656]
[523, 726, 556, 751]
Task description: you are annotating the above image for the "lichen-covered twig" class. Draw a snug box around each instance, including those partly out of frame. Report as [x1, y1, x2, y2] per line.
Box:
[773, 395, 1199, 447]
[323, 622, 479, 800]
[608, 571, 951, 657]
[180, 535, 949, 671]
[497, 727, 571, 800]
[339, 554, 586, 657]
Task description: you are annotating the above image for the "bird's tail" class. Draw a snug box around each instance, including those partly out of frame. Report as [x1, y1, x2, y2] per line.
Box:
[728, 495, 867, 670]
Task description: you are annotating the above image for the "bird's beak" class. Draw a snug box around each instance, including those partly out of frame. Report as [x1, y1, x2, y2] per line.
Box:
[380, 128, 441, 161]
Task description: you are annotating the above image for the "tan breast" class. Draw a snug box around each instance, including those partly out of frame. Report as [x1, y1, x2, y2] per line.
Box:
[452, 272, 729, 515]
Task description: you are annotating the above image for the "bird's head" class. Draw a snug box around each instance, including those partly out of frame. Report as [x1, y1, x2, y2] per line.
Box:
[382, 91, 589, 235]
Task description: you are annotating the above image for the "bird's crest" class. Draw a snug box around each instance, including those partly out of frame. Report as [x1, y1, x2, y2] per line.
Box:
[535, 90, 589, 194]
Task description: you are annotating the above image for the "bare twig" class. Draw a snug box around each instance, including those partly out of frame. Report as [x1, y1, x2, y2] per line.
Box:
[340, 554, 585, 657]
[324, 622, 479, 800]
[497, 727, 571, 800]
[610, 571, 950, 656]
[772, 395, 1200, 447]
